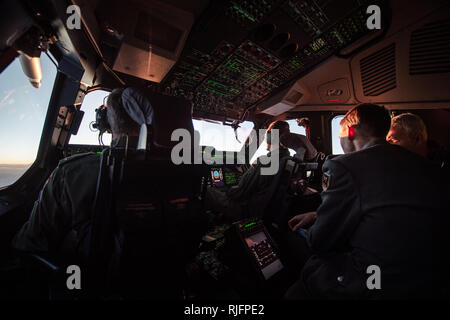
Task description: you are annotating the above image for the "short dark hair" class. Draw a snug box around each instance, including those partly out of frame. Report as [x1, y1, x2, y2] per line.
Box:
[340, 103, 391, 138]
[106, 88, 140, 135]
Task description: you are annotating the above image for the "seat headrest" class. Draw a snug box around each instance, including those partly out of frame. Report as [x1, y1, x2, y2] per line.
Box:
[139, 88, 194, 149]
[281, 132, 318, 160]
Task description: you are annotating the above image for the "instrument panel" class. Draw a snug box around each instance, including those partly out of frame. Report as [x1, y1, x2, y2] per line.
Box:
[157, 0, 387, 120]
[207, 165, 243, 189]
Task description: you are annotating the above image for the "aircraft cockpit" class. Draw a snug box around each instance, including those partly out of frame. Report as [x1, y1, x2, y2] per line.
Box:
[0, 0, 449, 306]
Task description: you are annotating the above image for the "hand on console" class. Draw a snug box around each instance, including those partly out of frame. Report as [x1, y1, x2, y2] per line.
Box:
[288, 212, 317, 231]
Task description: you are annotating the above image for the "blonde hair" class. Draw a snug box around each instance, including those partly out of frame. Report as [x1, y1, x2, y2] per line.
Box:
[391, 113, 428, 142]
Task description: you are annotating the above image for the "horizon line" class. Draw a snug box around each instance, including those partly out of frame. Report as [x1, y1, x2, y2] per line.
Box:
[0, 162, 33, 166]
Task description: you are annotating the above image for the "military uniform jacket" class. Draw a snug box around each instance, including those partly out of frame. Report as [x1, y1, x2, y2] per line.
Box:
[302, 140, 450, 299]
[12, 153, 100, 256]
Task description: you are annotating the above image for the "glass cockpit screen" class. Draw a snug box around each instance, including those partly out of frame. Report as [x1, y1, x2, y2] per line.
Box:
[244, 231, 283, 280]
[210, 167, 224, 187]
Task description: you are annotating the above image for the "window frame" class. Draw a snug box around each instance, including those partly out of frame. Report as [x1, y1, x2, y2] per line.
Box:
[0, 46, 84, 192]
[68, 88, 112, 146]
[330, 113, 346, 155]
[0, 53, 59, 190]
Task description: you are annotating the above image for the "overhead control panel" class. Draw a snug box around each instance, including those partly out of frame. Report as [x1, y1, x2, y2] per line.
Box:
[157, 0, 388, 120]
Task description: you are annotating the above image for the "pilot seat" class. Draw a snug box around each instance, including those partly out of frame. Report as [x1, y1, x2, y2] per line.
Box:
[84, 88, 209, 299]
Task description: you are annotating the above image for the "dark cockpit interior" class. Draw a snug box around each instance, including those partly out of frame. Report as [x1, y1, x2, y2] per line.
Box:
[0, 0, 449, 304]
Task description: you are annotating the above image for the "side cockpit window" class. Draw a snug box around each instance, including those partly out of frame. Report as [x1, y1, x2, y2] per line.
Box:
[331, 115, 344, 155]
[69, 90, 111, 146]
[0, 53, 57, 188]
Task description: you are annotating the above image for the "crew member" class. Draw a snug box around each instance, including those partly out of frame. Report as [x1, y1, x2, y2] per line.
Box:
[206, 120, 291, 221]
[12, 87, 151, 256]
[286, 104, 450, 299]
[386, 112, 428, 157]
[386, 112, 449, 172]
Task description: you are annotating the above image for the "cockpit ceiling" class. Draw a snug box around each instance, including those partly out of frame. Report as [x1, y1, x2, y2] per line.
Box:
[161, 0, 388, 120]
[96, 0, 388, 120]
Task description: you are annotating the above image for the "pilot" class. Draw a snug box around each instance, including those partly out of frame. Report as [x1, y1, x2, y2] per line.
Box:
[228, 120, 291, 197]
[206, 120, 292, 221]
[11, 87, 152, 257]
[286, 103, 450, 299]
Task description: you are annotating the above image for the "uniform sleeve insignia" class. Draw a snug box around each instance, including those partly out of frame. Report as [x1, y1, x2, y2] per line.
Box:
[322, 172, 331, 191]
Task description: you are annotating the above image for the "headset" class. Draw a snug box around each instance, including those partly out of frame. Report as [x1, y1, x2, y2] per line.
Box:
[91, 95, 111, 145]
[348, 126, 355, 140]
[91, 89, 152, 147]
[92, 105, 110, 134]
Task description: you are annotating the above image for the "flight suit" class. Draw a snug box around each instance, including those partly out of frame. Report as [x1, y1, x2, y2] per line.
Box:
[288, 140, 450, 299]
[206, 147, 291, 221]
[11, 153, 100, 257]
[227, 147, 291, 200]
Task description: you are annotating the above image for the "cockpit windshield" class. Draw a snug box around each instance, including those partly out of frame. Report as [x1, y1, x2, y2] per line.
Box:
[193, 119, 254, 152]
[0, 53, 57, 188]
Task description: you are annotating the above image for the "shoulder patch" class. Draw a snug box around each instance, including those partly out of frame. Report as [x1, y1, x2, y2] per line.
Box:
[322, 172, 331, 191]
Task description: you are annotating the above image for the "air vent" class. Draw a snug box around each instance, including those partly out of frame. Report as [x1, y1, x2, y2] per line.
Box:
[360, 43, 396, 96]
[409, 19, 450, 75]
